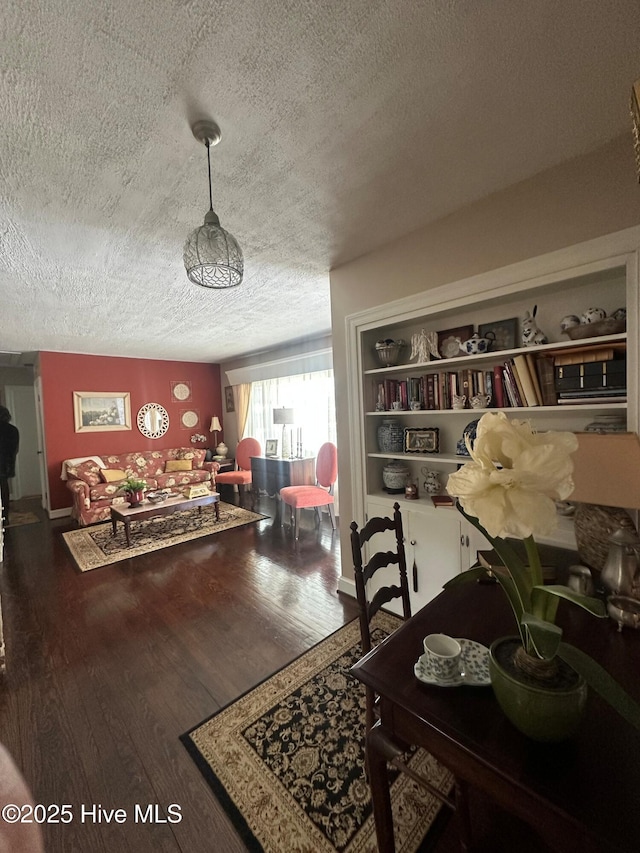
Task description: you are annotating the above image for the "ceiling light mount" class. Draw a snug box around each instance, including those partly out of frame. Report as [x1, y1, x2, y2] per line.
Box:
[183, 118, 243, 289]
[191, 119, 222, 147]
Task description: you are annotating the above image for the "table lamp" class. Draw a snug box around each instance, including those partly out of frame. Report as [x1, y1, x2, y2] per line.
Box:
[570, 431, 640, 595]
[273, 408, 295, 459]
[209, 416, 227, 457]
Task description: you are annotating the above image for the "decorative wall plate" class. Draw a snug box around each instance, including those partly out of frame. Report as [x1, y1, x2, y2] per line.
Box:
[180, 409, 199, 428]
[171, 381, 192, 402]
[137, 402, 170, 439]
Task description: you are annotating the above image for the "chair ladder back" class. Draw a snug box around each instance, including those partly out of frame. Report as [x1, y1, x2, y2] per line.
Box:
[350, 502, 411, 657]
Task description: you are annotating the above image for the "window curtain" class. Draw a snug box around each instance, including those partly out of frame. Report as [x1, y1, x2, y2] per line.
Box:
[234, 384, 252, 440]
[245, 371, 336, 457]
[245, 370, 338, 513]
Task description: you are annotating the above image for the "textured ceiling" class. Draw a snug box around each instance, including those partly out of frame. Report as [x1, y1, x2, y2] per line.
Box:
[1, 0, 639, 363]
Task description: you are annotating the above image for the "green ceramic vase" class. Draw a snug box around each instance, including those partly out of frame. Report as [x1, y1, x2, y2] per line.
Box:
[489, 637, 588, 743]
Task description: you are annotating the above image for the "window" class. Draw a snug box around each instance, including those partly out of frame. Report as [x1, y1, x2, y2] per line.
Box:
[245, 371, 337, 459]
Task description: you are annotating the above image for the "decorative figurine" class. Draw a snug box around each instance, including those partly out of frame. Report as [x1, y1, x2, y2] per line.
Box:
[409, 329, 440, 363]
[521, 305, 548, 346]
[560, 314, 580, 332]
[580, 307, 607, 324]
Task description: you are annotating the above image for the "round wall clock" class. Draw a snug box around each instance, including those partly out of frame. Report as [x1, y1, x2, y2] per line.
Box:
[137, 403, 170, 439]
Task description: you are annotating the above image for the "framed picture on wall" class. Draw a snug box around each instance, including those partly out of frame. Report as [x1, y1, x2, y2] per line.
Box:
[73, 391, 131, 433]
[225, 386, 235, 413]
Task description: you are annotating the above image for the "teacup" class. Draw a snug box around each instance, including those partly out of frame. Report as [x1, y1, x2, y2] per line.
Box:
[391, 401, 403, 410]
[423, 634, 462, 681]
[452, 394, 466, 410]
[409, 400, 422, 411]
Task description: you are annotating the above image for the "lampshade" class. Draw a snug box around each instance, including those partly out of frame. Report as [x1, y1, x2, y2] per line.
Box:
[183, 120, 243, 289]
[273, 408, 295, 426]
[209, 416, 222, 433]
[570, 432, 640, 510]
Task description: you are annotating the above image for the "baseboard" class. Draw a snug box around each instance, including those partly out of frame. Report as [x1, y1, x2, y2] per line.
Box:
[337, 576, 356, 599]
[48, 507, 72, 519]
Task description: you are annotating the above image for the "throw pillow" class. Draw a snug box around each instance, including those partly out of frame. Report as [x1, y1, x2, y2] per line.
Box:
[65, 460, 102, 487]
[100, 468, 127, 483]
[177, 448, 206, 468]
[165, 459, 192, 472]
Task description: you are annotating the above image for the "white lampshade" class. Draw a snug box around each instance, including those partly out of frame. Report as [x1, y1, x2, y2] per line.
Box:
[210, 416, 222, 433]
[571, 432, 640, 509]
[273, 408, 295, 426]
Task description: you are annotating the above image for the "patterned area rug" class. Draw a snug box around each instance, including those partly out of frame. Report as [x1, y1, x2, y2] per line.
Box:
[62, 502, 268, 572]
[182, 614, 453, 853]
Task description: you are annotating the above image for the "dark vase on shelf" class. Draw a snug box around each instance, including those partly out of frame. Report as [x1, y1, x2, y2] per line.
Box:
[377, 418, 404, 453]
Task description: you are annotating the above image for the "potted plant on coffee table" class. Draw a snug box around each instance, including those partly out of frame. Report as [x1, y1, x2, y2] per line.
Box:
[117, 476, 148, 508]
[445, 411, 640, 742]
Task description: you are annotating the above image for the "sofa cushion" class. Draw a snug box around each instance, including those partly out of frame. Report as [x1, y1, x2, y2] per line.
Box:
[66, 459, 102, 487]
[165, 459, 192, 472]
[155, 470, 210, 489]
[177, 448, 206, 468]
[100, 468, 127, 483]
[89, 479, 158, 501]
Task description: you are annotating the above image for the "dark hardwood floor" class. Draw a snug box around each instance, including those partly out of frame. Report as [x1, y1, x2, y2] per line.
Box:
[0, 496, 546, 852]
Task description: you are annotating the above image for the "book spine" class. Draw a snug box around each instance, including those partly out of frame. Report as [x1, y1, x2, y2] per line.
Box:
[504, 360, 524, 406]
[534, 355, 557, 406]
[513, 354, 540, 406]
[492, 365, 505, 407]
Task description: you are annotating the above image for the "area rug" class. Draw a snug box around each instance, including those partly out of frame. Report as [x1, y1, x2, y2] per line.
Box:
[181, 614, 453, 853]
[62, 502, 268, 572]
[5, 511, 40, 528]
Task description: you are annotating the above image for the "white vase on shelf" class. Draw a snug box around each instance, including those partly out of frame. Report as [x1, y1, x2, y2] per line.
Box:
[215, 441, 229, 458]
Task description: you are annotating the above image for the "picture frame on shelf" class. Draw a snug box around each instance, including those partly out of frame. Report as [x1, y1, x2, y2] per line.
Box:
[478, 317, 518, 351]
[437, 325, 473, 359]
[225, 386, 235, 413]
[404, 427, 440, 454]
[73, 391, 131, 433]
[265, 439, 278, 457]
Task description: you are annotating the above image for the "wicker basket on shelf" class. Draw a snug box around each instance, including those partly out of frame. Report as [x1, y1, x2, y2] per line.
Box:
[563, 317, 625, 340]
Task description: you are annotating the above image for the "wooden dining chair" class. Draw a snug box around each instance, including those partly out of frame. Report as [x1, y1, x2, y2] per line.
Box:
[351, 502, 471, 848]
[350, 501, 412, 733]
[214, 437, 261, 508]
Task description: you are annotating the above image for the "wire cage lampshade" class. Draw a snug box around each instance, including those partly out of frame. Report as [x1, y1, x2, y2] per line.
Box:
[183, 120, 244, 289]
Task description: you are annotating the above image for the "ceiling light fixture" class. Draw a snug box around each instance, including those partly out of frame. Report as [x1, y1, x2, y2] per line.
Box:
[183, 119, 244, 288]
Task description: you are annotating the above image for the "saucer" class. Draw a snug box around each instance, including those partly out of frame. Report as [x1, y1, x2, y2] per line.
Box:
[414, 638, 491, 687]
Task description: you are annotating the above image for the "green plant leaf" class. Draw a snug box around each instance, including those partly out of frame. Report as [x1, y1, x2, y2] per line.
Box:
[533, 585, 606, 618]
[521, 612, 562, 659]
[558, 642, 640, 731]
[443, 566, 488, 586]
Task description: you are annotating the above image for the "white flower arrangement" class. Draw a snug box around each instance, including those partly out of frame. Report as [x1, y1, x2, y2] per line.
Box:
[190, 433, 207, 444]
[445, 411, 640, 730]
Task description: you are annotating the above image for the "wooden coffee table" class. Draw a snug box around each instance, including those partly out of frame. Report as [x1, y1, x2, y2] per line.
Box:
[110, 492, 220, 547]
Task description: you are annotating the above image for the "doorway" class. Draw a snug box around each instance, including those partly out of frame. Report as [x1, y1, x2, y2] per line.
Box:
[4, 385, 41, 501]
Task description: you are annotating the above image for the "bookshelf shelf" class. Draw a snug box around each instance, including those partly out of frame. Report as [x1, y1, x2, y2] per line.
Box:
[347, 228, 640, 589]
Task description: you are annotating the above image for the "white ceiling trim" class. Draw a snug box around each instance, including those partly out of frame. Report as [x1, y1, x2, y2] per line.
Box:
[225, 348, 333, 386]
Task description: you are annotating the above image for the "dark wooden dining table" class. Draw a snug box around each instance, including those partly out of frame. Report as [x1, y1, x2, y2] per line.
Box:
[350, 580, 640, 853]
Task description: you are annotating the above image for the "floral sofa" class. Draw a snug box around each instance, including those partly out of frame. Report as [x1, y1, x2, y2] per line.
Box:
[63, 447, 220, 526]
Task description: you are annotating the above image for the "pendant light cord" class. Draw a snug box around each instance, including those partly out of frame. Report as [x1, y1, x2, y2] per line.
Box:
[206, 139, 213, 212]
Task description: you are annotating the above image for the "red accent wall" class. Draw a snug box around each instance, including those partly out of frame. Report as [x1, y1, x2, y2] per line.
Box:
[40, 352, 222, 511]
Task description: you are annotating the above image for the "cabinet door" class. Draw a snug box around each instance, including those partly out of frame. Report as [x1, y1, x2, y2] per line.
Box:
[460, 519, 492, 570]
[406, 508, 463, 611]
[364, 499, 463, 615]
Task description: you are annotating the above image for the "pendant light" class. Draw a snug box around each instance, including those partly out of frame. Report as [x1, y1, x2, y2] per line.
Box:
[183, 120, 244, 288]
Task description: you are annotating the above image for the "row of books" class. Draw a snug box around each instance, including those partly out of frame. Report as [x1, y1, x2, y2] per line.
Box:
[373, 348, 627, 411]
